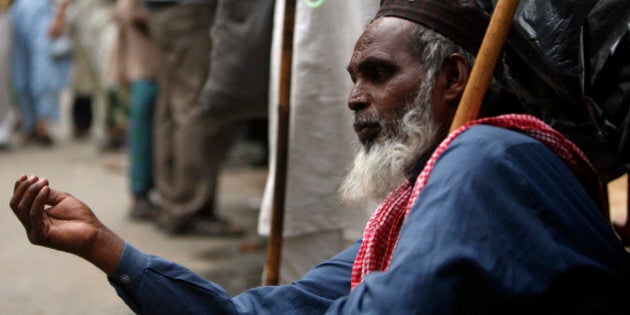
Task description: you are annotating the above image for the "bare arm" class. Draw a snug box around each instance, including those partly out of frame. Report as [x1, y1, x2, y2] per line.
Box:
[9, 175, 124, 275]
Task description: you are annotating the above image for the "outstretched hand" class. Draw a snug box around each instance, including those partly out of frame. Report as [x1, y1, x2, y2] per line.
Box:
[9, 175, 124, 275]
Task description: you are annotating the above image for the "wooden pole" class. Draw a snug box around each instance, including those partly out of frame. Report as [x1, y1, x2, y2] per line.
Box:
[449, 0, 520, 132]
[264, 0, 297, 286]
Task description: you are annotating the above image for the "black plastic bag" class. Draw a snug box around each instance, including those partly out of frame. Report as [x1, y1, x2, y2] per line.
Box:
[483, 0, 630, 182]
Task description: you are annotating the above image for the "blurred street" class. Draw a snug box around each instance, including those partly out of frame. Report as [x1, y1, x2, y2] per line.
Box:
[0, 99, 268, 314]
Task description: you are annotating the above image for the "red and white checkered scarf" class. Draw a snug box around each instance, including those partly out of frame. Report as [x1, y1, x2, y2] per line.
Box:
[350, 114, 606, 289]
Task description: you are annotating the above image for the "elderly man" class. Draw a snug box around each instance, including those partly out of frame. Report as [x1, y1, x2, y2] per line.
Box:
[9, 1, 630, 314]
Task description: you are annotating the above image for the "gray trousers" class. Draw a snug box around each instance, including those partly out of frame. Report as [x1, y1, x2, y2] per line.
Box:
[149, 4, 230, 227]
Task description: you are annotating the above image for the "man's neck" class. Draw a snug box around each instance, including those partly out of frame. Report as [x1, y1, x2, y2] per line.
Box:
[407, 147, 437, 185]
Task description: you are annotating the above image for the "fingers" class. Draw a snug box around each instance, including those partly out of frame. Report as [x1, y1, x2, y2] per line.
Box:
[11, 175, 34, 205]
[10, 176, 49, 233]
[13, 174, 27, 192]
[10, 175, 38, 227]
[43, 187, 72, 218]
[29, 185, 51, 241]
[45, 186, 68, 206]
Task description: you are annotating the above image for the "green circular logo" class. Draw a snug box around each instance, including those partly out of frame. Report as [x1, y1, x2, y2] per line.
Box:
[304, 0, 325, 9]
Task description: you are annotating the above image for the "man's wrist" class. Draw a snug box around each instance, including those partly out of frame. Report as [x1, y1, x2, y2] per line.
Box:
[85, 227, 125, 275]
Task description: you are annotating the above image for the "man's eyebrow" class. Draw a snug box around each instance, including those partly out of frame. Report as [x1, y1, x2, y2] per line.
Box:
[349, 56, 396, 75]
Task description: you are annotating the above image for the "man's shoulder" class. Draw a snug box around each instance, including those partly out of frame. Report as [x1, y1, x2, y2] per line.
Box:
[454, 124, 540, 148]
[439, 124, 547, 166]
[424, 124, 574, 192]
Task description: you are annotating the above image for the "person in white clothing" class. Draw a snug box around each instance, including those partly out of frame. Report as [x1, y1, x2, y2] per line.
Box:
[259, 0, 380, 283]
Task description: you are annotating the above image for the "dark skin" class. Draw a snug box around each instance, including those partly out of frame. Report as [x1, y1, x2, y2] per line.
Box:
[10, 175, 124, 275]
[347, 17, 469, 147]
[9, 17, 471, 277]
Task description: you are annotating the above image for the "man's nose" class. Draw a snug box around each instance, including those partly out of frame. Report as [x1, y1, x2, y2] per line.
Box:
[348, 83, 369, 112]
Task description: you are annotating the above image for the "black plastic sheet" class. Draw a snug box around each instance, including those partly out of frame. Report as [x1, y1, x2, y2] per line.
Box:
[481, 0, 630, 182]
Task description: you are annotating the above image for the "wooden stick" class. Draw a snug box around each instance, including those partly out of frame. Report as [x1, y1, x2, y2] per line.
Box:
[264, 0, 297, 286]
[449, 0, 520, 132]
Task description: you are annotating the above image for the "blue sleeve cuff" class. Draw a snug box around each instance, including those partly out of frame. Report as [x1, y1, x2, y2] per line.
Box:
[107, 242, 150, 313]
[109, 242, 150, 289]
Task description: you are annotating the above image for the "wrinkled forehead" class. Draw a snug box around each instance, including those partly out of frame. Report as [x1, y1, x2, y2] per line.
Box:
[349, 17, 416, 66]
[358, 17, 415, 46]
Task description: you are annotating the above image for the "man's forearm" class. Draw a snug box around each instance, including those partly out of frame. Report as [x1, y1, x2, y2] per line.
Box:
[84, 227, 125, 275]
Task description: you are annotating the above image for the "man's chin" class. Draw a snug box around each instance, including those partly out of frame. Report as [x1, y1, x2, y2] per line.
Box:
[359, 137, 385, 153]
[339, 140, 410, 207]
[343, 96, 438, 207]
[360, 141, 374, 153]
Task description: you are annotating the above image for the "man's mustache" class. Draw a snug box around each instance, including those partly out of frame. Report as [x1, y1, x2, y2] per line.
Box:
[353, 114, 383, 132]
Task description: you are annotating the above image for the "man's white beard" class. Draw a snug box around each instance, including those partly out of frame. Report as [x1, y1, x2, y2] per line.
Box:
[339, 79, 440, 207]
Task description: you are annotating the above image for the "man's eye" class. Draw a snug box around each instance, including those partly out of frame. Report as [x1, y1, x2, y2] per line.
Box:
[371, 67, 391, 83]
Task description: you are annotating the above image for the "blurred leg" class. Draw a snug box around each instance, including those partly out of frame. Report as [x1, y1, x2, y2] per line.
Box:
[129, 79, 157, 197]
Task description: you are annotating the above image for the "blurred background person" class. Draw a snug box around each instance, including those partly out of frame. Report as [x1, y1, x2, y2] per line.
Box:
[67, 33, 94, 140]
[0, 0, 14, 150]
[259, 0, 380, 283]
[99, 84, 128, 152]
[65, 0, 123, 153]
[65, 0, 98, 141]
[108, 0, 161, 220]
[195, 0, 275, 240]
[145, 0, 243, 236]
[10, 0, 71, 146]
[69, 82, 94, 140]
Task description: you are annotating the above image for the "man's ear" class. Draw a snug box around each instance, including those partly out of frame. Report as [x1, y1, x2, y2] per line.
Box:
[439, 53, 469, 106]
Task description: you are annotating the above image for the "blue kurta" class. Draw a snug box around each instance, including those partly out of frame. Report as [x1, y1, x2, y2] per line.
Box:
[109, 125, 630, 314]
